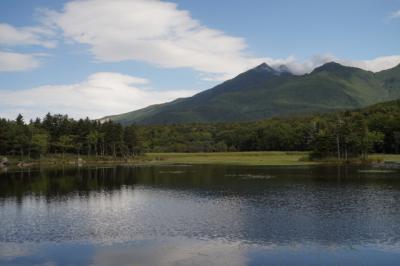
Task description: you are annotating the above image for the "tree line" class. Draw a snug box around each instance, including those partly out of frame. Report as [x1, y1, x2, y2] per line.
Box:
[1, 100, 400, 160]
[0, 113, 142, 159]
[138, 100, 400, 159]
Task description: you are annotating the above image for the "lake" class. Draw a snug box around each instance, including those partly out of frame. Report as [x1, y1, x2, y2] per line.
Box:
[1, 164, 400, 265]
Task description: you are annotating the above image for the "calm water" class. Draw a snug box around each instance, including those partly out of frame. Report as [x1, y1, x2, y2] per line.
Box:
[1, 164, 400, 265]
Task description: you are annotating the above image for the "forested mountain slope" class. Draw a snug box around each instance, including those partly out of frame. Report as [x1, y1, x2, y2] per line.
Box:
[101, 62, 400, 125]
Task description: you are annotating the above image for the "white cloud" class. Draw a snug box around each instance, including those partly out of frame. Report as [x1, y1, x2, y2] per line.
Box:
[1, 54, 399, 120]
[0, 51, 40, 72]
[0, 23, 55, 72]
[389, 10, 400, 19]
[265, 54, 400, 75]
[45, 0, 264, 80]
[0, 0, 398, 79]
[0, 72, 198, 120]
[42, 0, 400, 79]
[338, 55, 400, 72]
[0, 23, 56, 48]
[262, 54, 336, 75]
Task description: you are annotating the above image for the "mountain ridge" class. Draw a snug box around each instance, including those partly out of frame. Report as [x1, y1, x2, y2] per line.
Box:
[101, 62, 400, 125]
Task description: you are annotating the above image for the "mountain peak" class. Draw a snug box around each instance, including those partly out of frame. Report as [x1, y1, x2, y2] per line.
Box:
[312, 61, 348, 73]
[253, 63, 275, 72]
[104, 59, 397, 125]
[251, 63, 292, 76]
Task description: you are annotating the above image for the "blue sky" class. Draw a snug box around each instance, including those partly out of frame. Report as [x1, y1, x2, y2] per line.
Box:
[0, 0, 399, 119]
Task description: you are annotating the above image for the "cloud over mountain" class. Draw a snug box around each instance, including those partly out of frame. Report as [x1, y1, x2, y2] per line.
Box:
[1, 0, 400, 77]
[42, 0, 400, 78]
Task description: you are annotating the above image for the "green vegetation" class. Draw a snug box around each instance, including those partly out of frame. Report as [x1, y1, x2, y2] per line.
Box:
[1, 100, 400, 166]
[145, 151, 313, 165]
[102, 62, 400, 125]
[1, 154, 142, 168]
[2, 63, 399, 166]
[369, 154, 400, 162]
[143, 152, 400, 166]
[358, 169, 396, 174]
[0, 113, 143, 162]
[138, 100, 400, 161]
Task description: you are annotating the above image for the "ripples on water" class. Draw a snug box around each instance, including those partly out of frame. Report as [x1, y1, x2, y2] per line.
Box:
[1, 164, 400, 265]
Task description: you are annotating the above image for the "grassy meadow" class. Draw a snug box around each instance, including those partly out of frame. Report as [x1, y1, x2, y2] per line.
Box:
[369, 154, 400, 162]
[2, 152, 400, 169]
[144, 152, 400, 166]
[144, 151, 315, 166]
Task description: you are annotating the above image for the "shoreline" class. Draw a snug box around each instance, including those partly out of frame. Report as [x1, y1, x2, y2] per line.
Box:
[2, 152, 400, 170]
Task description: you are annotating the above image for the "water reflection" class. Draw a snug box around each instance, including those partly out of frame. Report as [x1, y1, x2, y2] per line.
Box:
[1, 164, 400, 265]
[2, 238, 400, 266]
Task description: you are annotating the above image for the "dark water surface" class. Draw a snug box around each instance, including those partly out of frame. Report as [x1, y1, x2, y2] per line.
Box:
[1, 164, 400, 265]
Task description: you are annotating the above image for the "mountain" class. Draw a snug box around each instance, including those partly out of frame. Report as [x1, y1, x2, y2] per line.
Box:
[101, 62, 400, 125]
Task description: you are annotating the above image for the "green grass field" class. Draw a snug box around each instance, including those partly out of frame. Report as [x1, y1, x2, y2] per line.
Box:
[369, 154, 400, 162]
[3, 152, 400, 168]
[144, 151, 314, 166]
[144, 152, 400, 166]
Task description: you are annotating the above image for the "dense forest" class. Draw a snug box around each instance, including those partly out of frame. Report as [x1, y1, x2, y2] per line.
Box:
[0, 113, 142, 159]
[1, 100, 400, 160]
[139, 100, 400, 159]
